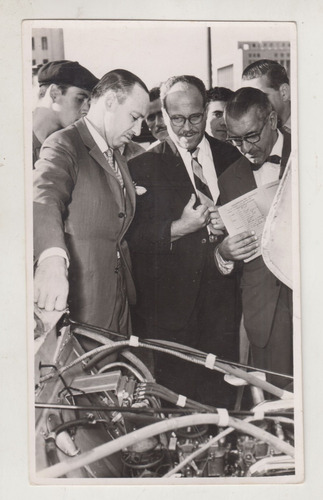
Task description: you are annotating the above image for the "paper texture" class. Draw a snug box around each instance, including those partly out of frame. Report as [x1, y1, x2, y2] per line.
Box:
[218, 181, 279, 262]
[262, 158, 293, 289]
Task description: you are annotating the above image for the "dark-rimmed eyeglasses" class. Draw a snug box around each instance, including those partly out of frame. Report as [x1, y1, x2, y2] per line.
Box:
[226, 115, 270, 147]
[168, 111, 205, 127]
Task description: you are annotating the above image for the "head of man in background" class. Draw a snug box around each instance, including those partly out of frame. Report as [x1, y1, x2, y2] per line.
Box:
[145, 86, 169, 143]
[161, 75, 208, 152]
[242, 59, 291, 133]
[225, 86, 278, 168]
[33, 60, 99, 163]
[206, 86, 234, 141]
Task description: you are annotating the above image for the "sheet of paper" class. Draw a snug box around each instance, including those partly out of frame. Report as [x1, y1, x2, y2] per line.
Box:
[218, 181, 279, 262]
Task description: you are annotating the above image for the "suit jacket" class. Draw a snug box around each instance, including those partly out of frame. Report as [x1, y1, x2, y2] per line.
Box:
[34, 118, 136, 329]
[218, 131, 291, 348]
[127, 134, 241, 331]
[123, 140, 145, 162]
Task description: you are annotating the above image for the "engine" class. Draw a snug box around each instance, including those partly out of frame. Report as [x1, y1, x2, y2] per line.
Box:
[33, 313, 295, 480]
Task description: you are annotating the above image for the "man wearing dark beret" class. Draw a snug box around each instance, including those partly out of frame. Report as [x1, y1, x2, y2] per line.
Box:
[32, 60, 99, 166]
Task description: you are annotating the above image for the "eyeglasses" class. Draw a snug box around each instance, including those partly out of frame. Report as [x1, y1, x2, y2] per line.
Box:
[226, 115, 270, 147]
[168, 111, 205, 127]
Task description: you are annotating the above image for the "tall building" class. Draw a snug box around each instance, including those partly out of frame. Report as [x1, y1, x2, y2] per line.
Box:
[213, 40, 290, 91]
[238, 41, 290, 76]
[32, 28, 65, 67]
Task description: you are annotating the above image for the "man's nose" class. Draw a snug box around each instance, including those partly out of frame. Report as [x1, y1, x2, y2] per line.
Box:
[82, 98, 91, 113]
[182, 118, 192, 131]
[156, 113, 164, 126]
[132, 119, 142, 136]
[241, 140, 253, 154]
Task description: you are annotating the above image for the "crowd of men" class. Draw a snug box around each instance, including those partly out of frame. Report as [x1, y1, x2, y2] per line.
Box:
[33, 58, 293, 407]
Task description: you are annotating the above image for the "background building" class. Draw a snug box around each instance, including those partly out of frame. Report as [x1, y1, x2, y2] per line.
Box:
[212, 39, 290, 90]
[32, 28, 65, 67]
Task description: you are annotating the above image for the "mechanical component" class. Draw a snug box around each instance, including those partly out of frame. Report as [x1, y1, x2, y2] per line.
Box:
[34, 318, 295, 479]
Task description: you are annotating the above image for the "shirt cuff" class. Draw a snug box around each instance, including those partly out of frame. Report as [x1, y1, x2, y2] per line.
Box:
[214, 246, 234, 275]
[37, 247, 70, 268]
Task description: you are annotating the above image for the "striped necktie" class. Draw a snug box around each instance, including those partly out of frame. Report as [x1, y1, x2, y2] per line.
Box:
[104, 148, 124, 189]
[190, 148, 214, 207]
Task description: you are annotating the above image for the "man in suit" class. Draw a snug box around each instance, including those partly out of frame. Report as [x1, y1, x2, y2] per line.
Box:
[33, 60, 99, 166]
[216, 87, 293, 389]
[34, 69, 149, 334]
[242, 59, 291, 134]
[127, 75, 241, 405]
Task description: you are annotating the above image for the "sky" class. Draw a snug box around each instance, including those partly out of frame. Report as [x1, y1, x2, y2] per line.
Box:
[32, 20, 295, 90]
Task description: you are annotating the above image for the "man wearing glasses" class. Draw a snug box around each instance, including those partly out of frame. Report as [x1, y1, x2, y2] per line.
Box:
[127, 75, 241, 406]
[216, 87, 292, 390]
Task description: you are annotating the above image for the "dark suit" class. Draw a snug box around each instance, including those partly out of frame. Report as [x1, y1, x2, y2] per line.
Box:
[34, 118, 136, 333]
[127, 135, 242, 405]
[218, 131, 293, 388]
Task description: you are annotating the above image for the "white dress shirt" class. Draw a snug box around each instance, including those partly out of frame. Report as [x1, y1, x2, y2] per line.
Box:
[176, 135, 220, 203]
[253, 130, 284, 187]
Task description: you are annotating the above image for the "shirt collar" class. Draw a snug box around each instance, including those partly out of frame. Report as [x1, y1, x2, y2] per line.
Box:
[84, 117, 109, 153]
[171, 133, 208, 157]
[270, 129, 284, 158]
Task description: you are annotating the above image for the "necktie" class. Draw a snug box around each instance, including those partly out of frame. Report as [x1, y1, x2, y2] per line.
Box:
[190, 148, 214, 207]
[251, 154, 281, 171]
[266, 154, 281, 164]
[104, 148, 124, 189]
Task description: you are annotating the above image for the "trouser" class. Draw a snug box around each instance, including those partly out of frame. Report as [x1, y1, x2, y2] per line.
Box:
[135, 247, 241, 408]
[249, 283, 293, 390]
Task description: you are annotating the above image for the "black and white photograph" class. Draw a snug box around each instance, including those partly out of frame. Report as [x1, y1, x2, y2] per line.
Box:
[24, 19, 303, 484]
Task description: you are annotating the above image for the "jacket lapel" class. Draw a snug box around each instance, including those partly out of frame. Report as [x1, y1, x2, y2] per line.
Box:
[75, 119, 135, 216]
[75, 119, 113, 176]
[114, 148, 136, 220]
[161, 139, 196, 204]
[234, 158, 258, 196]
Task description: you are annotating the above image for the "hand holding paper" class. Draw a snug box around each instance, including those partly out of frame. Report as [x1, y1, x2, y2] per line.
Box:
[218, 181, 279, 262]
[218, 231, 258, 261]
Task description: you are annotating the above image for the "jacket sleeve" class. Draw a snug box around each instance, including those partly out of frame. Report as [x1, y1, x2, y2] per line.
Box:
[33, 131, 78, 262]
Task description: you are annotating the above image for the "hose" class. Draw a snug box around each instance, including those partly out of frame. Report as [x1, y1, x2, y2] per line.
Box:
[98, 362, 145, 381]
[39, 337, 292, 400]
[37, 413, 294, 478]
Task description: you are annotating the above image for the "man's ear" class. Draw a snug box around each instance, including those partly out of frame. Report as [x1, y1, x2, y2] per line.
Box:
[279, 83, 290, 102]
[269, 110, 278, 130]
[104, 90, 117, 109]
[49, 84, 62, 103]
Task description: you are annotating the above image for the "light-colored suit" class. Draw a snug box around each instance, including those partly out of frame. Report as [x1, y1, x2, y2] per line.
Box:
[34, 118, 136, 332]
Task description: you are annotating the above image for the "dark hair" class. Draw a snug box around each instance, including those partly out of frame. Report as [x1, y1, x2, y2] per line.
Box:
[207, 86, 234, 103]
[242, 59, 289, 90]
[91, 69, 148, 102]
[225, 87, 273, 121]
[160, 75, 207, 110]
[149, 86, 161, 102]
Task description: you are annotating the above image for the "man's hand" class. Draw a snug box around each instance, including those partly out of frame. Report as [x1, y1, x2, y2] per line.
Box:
[218, 231, 258, 261]
[208, 205, 225, 236]
[34, 256, 69, 311]
[171, 193, 210, 241]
